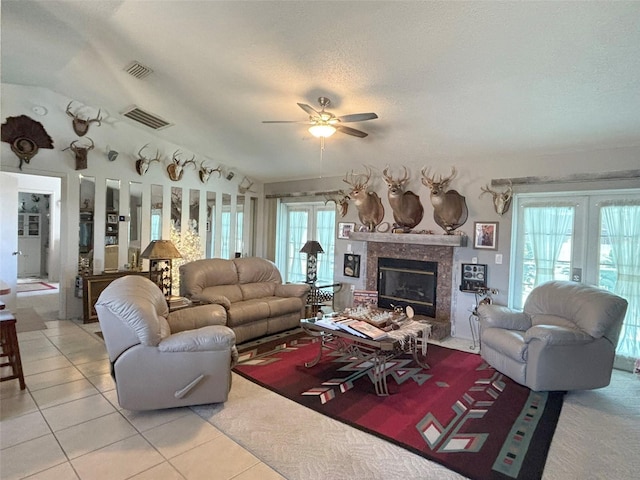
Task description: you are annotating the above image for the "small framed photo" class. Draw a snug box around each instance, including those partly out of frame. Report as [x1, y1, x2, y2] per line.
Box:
[343, 253, 361, 278]
[473, 222, 498, 250]
[107, 214, 118, 224]
[337, 222, 355, 239]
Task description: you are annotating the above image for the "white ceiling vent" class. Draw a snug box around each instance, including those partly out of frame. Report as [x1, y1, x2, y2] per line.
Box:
[121, 106, 172, 130]
[124, 61, 153, 79]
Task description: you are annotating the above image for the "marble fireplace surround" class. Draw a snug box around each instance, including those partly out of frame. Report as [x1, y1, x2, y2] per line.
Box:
[354, 233, 466, 340]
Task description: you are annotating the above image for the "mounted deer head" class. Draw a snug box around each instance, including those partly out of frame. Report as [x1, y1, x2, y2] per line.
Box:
[324, 190, 350, 218]
[135, 144, 161, 176]
[63, 138, 94, 170]
[66, 101, 102, 137]
[167, 150, 196, 181]
[480, 181, 513, 216]
[421, 166, 468, 234]
[198, 161, 222, 183]
[382, 165, 424, 229]
[343, 166, 384, 231]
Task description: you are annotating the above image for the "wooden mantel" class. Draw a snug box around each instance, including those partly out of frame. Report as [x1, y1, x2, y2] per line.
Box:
[349, 232, 467, 247]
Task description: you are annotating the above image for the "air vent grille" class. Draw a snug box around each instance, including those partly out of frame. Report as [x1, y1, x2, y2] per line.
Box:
[122, 106, 172, 130]
[124, 61, 153, 79]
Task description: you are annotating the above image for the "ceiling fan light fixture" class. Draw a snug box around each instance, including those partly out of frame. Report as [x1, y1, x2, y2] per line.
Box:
[309, 124, 336, 138]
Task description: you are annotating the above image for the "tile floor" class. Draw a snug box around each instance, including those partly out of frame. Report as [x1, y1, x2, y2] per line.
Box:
[1, 290, 285, 480]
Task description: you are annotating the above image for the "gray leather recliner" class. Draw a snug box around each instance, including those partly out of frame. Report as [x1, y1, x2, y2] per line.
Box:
[477, 280, 628, 391]
[96, 275, 238, 411]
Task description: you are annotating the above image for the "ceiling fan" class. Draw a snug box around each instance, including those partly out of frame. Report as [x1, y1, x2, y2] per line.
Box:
[262, 97, 378, 138]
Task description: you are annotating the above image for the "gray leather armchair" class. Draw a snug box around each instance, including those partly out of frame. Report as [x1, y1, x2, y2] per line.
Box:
[477, 281, 627, 391]
[96, 275, 238, 411]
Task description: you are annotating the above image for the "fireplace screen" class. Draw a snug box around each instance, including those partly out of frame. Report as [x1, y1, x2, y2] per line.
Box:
[377, 257, 437, 317]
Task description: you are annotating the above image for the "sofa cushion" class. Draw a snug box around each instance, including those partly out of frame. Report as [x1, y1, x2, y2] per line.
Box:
[227, 300, 271, 327]
[240, 282, 277, 300]
[234, 257, 282, 284]
[531, 314, 577, 330]
[180, 258, 239, 296]
[267, 296, 303, 317]
[202, 285, 243, 303]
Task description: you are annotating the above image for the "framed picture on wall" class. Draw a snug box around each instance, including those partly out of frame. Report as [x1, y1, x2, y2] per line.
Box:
[107, 214, 118, 224]
[473, 222, 498, 250]
[343, 253, 361, 278]
[337, 222, 355, 239]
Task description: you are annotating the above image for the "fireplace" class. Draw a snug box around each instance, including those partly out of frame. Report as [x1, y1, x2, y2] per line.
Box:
[377, 257, 437, 317]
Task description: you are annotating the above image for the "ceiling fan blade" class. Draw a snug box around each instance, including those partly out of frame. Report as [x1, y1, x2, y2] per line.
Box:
[336, 125, 369, 138]
[336, 112, 378, 123]
[297, 103, 319, 116]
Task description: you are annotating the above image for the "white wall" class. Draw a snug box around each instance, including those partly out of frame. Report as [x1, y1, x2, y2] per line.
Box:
[1, 84, 262, 320]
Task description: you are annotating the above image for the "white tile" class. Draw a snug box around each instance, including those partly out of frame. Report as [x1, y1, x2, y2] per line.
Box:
[41, 393, 116, 431]
[143, 413, 223, 459]
[128, 462, 185, 480]
[0, 379, 28, 400]
[22, 355, 72, 376]
[0, 410, 51, 449]
[31, 378, 100, 409]
[102, 388, 122, 410]
[71, 435, 164, 480]
[0, 389, 38, 420]
[55, 412, 138, 459]
[21, 462, 79, 480]
[170, 436, 260, 480]
[0, 433, 67, 480]
[233, 462, 287, 480]
[25, 366, 85, 391]
[74, 358, 111, 377]
[120, 406, 192, 432]
[65, 347, 109, 365]
[86, 372, 116, 393]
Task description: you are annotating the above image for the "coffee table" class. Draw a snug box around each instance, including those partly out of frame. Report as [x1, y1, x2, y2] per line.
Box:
[300, 315, 431, 396]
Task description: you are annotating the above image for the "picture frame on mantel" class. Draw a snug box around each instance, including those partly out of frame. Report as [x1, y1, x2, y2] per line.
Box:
[337, 222, 355, 239]
[473, 222, 498, 250]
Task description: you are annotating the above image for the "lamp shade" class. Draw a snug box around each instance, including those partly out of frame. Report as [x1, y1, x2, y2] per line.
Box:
[140, 240, 182, 260]
[308, 124, 336, 138]
[300, 240, 324, 255]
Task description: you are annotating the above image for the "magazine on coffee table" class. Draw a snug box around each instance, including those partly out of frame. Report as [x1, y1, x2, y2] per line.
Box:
[348, 320, 388, 340]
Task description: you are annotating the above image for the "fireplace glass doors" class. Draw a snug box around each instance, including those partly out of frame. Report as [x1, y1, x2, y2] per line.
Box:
[377, 257, 437, 317]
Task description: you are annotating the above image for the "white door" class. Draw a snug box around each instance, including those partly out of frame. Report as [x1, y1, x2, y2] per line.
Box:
[0, 172, 19, 311]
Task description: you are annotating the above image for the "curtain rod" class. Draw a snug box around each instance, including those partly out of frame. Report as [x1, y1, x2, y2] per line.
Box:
[265, 190, 343, 199]
[492, 169, 640, 186]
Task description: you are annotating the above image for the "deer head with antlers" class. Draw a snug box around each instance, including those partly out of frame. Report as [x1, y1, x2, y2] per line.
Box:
[324, 190, 350, 218]
[66, 101, 102, 137]
[198, 161, 222, 183]
[421, 166, 468, 234]
[382, 165, 424, 230]
[343, 166, 384, 231]
[135, 144, 161, 176]
[480, 181, 513, 216]
[63, 138, 94, 170]
[167, 150, 196, 181]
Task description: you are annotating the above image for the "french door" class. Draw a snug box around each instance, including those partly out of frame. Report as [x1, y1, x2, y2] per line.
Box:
[276, 201, 335, 285]
[511, 189, 640, 367]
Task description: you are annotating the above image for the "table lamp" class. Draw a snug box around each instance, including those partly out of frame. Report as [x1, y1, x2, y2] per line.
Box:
[300, 240, 324, 284]
[140, 240, 182, 297]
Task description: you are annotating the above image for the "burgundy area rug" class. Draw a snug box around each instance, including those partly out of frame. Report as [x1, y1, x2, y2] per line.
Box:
[16, 281, 56, 293]
[234, 336, 565, 480]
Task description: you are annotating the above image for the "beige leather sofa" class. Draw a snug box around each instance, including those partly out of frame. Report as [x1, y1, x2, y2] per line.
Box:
[180, 257, 310, 344]
[96, 275, 237, 411]
[477, 280, 628, 391]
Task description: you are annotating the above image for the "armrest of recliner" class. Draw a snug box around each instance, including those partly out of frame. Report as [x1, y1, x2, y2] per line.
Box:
[524, 325, 594, 346]
[477, 304, 532, 331]
[158, 325, 236, 353]
[275, 283, 310, 299]
[167, 304, 228, 333]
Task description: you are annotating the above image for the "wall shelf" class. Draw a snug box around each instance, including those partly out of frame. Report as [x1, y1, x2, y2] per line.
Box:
[349, 231, 467, 247]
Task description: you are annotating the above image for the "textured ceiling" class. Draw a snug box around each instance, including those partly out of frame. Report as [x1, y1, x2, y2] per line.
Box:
[2, 1, 640, 182]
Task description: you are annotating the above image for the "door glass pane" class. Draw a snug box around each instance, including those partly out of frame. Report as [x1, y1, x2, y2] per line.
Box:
[128, 181, 142, 269]
[316, 208, 336, 285]
[79, 175, 95, 274]
[171, 187, 182, 231]
[189, 189, 199, 234]
[236, 195, 244, 256]
[206, 192, 216, 258]
[221, 194, 231, 259]
[105, 179, 120, 271]
[150, 184, 163, 241]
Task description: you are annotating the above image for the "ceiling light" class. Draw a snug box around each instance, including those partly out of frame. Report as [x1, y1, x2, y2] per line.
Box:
[309, 124, 336, 138]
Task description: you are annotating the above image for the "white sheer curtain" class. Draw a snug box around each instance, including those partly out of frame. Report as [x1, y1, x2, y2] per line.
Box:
[524, 205, 574, 285]
[287, 211, 308, 283]
[601, 202, 640, 361]
[316, 209, 336, 285]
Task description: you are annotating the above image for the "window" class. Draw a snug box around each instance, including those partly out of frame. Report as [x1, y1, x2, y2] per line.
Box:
[276, 201, 335, 285]
[511, 189, 640, 367]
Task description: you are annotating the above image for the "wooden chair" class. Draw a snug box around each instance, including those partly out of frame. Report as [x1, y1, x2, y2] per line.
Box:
[0, 311, 26, 390]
